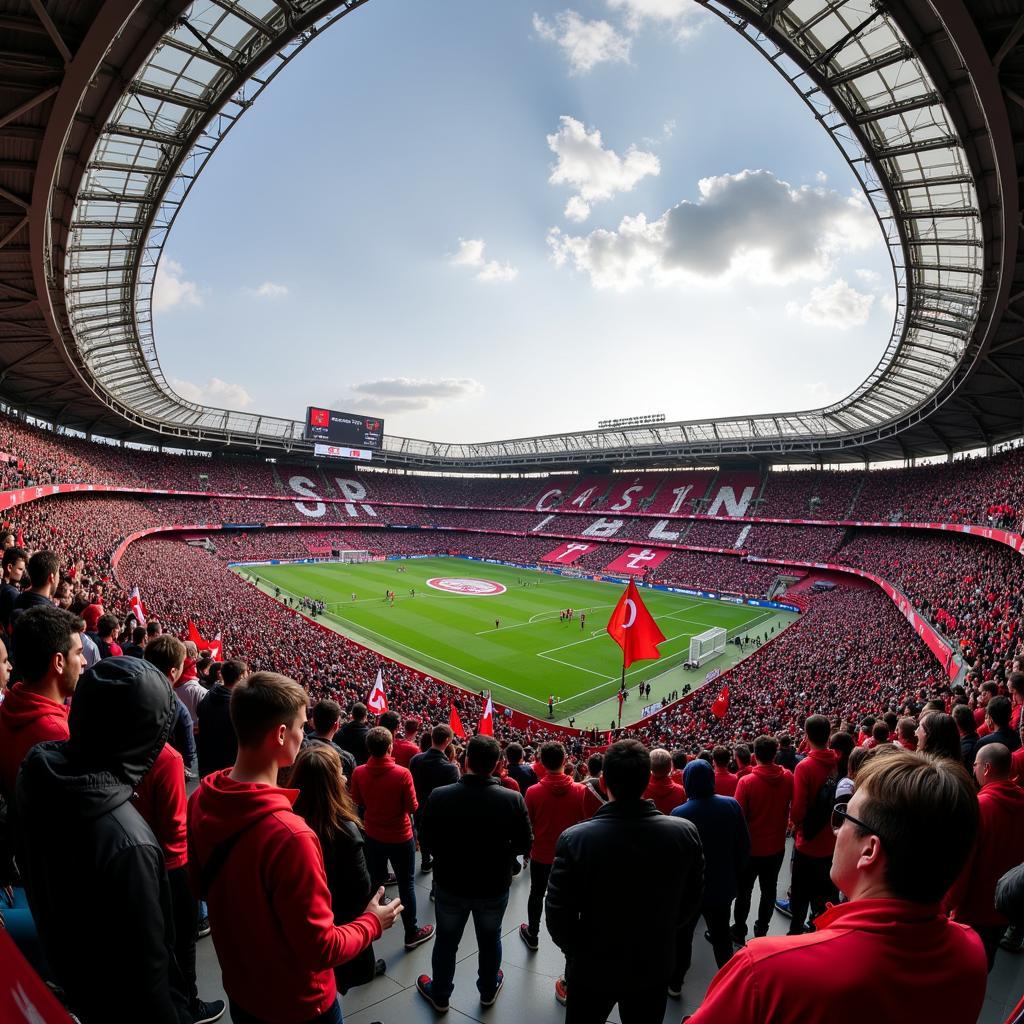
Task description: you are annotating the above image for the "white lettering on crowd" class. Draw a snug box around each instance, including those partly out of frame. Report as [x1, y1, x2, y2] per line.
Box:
[581, 517, 623, 538]
[610, 484, 643, 511]
[667, 484, 693, 515]
[289, 475, 326, 519]
[648, 519, 679, 542]
[706, 485, 755, 517]
[536, 489, 562, 512]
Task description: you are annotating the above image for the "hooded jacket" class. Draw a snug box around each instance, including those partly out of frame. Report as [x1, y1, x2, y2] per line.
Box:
[349, 755, 416, 843]
[525, 770, 588, 863]
[0, 682, 69, 799]
[196, 683, 237, 777]
[791, 747, 839, 857]
[16, 656, 190, 1024]
[188, 768, 381, 1023]
[687, 898, 987, 1024]
[735, 762, 794, 857]
[643, 773, 686, 815]
[673, 760, 750, 906]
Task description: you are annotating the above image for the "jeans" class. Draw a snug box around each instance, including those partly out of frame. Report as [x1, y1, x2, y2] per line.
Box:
[788, 849, 836, 935]
[733, 850, 785, 936]
[365, 835, 417, 936]
[672, 903, 733, 988]
[230, 996, 342, 1024]
[526, 860, 552, 937]
[2, 886, 50, 979]
[167, 865, 198, 1008]
[564, 969, 668, 1024]
[430, 888, 509, 1003]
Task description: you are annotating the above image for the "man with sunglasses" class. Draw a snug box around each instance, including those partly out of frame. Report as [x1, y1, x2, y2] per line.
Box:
[687, 749, 987, 1023]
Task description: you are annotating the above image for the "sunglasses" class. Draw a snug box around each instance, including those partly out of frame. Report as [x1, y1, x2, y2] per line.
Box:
[831, 803, 884, 842]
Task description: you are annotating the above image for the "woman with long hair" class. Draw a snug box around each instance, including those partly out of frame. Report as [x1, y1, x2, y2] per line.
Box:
[292, 743, 385, 993]
[916, 712, 963, 762]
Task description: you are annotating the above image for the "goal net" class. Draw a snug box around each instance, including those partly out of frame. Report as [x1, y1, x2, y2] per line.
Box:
[336, 549, 372, 563]
[689, 626, 727, 666]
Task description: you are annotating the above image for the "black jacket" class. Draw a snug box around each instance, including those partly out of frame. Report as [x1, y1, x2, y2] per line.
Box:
[545, 799, 703, 990]
[196, 684, 237, 777]
[961, 731, 980, 773]
[338, 719, 370, 765]
[16, 656, 190, 1024]
[321, 820, 376, 994]
[976, 726, 1022, 753]
[507, 761, 538, 795]
[997, 862, 1024, 924]
[410, 747, 460, 810]
[303, 734, 356, 779]
[421, 774, 532, 898]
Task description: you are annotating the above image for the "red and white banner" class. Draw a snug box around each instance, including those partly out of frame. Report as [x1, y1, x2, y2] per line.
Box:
[541, 541, 596, 564]
[128, 586, 147, 627]
[313, 444, 372, 461]
[187, 620, 223, 660]
[367, 669, 388, 714]
[602, 546, 671, 575]
[478, 695, 494, 736]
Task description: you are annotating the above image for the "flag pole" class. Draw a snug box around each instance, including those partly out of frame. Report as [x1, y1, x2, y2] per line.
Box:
[618, 648, 625, 727]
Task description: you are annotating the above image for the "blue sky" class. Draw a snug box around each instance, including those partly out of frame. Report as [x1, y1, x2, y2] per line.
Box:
[153, 0, 896, 442]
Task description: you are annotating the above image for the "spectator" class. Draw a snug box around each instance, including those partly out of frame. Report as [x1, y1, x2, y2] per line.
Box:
[581, 751, 609, 815]
[393, 718, 421, 768]
[88, 613, 123, 660]
[688, 750, 987, 1023]
[170, 642, 208, 727]
[197, 659, 248, 778]
[953, 703, 981, 773]
[145, 636, 197, 775]
[0, 545, 27, 631]
[291, 743, 386, 995]
[505, 742, 537, 794]
[546, 739, 703, 1021]
[349, 725, 432, 951]
[303, 699, 356, 779]
[10, 549, 60, 633]
[409, 723, 459, 874]
[733, 734, 793, 943]
[188, 671, 399, 1024]
[122, 625, 147, 659]
[734, 744, 752, 779]
[338, 702, 370, 765]
[712, 745, 738, 796]
[787, 714, 839, 935]
[519, 742, 587, 952]
[17, 657, 193, 1024]
[915, 712, 962, 761]
[776, 733, 797, 771]
[977, 696, 1021, 753]
[416, 734, 532, 1013]
[896, 716, 918, 751]
[671, 758, 749, 994]
[1007, 671, 1024, 729]
[643, 747, 686, 814]
[947, 743, 1024, 968]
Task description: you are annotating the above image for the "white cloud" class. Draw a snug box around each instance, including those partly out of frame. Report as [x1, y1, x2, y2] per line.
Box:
[348, 377, 485, 414]
[152, 259, 201, 313]
[606, 0, 707, 40]
[786, 278, 875, 329]
[449, 238, 518, 282]
[172, 376, 253, 409]
[547, 169, 878, 291]
[245, 281, 289, 298]
[547, 116, 660, 223]
[854, 268, 882, 286]
[533, 10, 631, 74]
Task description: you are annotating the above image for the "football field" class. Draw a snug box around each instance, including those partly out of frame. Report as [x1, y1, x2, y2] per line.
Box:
[236, 557, 796, 724]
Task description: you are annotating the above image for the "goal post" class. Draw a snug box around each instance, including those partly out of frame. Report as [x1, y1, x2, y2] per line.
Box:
[336, 549, 372, 563]
[689, 626, 727, 667]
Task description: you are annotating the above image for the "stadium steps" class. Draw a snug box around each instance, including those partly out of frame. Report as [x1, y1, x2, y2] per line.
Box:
[691, 470, 719, 515]
[845, 472, 868, 517]
[316, 466, 337, 497]
[269, 462, 286, 495]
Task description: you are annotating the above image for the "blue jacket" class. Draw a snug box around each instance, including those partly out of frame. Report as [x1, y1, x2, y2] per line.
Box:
[672, 760, 749, 906]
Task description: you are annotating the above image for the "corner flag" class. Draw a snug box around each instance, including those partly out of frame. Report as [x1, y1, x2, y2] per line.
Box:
[606, 578, 666, 669]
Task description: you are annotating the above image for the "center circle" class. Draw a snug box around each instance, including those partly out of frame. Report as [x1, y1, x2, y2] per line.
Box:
[426, 576, 507, 596]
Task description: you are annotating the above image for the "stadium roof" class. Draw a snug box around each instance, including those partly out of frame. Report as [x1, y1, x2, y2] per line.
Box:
[0, 0, 1021, 470]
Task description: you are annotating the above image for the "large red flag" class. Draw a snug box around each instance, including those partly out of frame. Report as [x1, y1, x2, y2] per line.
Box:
[606, 579, 666, 668]
[449, 704, 466, 739]
[477, 696, 494, 736]
[187, 620, 223, 660]
[711, 684, 730, 720]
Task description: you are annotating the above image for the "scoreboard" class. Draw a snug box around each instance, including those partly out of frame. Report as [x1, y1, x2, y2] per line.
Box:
[304, 407, 384, 450]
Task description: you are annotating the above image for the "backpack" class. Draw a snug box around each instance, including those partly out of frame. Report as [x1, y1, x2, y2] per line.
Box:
[801, 773, 839, 842]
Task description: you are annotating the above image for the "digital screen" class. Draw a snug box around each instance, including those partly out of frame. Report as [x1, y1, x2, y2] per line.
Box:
[304, 407, 384, 449]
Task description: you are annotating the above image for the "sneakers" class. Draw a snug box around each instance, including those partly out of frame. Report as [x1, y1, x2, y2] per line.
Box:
[511, 857, 522, 876]
[374, 958, 387, 977]
[729, 924, 746, 947]
[1001, 925, 1024, 953]
[416, 976, 449, 1014]
[752, 923, 769, 939]
[554, 976, 568, 1006]
[421, 858, 433, 873]
[196, 916, 211, 939]
[480, 970, 504, 1007]
[405, 924, 435, 950]
[519, 923, 539, 951]
[668, 983, 682, 999]
[774, 898, 792, 918]
[191, 999, 225, 1024]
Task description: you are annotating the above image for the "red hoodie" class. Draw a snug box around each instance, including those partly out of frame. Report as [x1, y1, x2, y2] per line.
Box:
[525, 771, 587, 864]
[188, 769, 381, 1023]
[947, 779, 1024, 928]
[392, 737, 420, 768]
[643, 774, 686, 815]
[349, 755, 416, 843]
[791, 748, 838, 858]
[735, 762, 794, 857]
[0, 683, 69, 797]
[714, 766, 738, 797]
[687, 898, 986, 1024]
[133, 743, 187, 870]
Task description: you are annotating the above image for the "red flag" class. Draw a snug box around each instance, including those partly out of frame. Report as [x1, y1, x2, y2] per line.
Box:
[129, 586, 147, 627]
[14, 529, 23, 547]
[478, 696, 494, 736]
[367, 669, 388, 714]
[187, 620, 223, 660]
[711, 684, 730, 720]
[606, 579, 666, 668]
[449, 703, 466, 739]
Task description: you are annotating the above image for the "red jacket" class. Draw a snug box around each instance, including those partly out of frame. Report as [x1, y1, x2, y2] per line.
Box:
[392, 737, 420, 768]
[714, 767, 738, 797]
[688, 898, 986, 1024]
[0, 684, 69, 798]
[1011, 747, 1024, 787]
[734, 762, 793, 857]
[133, 743, 187, 870]
[643, 774, 686, 815]
[525, 771, 587, 864]
[947, 779, 1024, 927]
[188, 770, 381, 1023]
[791, 748, 838, 857]
[350, 755, 416, 843]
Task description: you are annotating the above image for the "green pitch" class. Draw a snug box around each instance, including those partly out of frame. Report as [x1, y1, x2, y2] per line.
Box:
[235, 557, 796, 724]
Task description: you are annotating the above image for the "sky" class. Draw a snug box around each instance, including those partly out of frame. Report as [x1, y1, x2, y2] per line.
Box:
[152, 0, 897, 444]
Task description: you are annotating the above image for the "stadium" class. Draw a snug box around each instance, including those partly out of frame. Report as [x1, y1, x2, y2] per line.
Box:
[0, 1, 1023, 1023]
